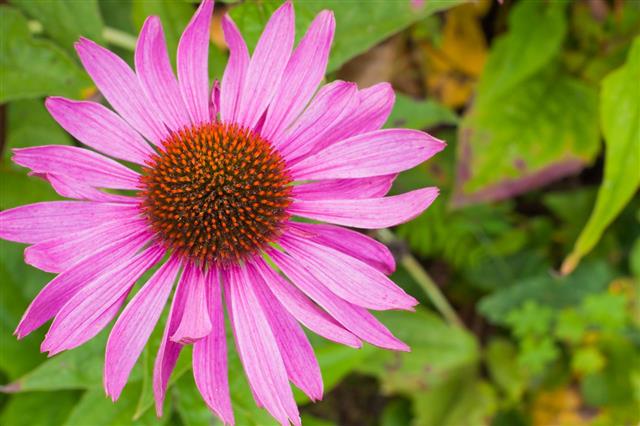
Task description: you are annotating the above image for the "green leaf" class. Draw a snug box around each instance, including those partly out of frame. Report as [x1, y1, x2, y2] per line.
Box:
[555, 309, 588, 344]
[4, 330, 140, 392]
[12, 0, 105, 50]
[385, 94, 458, 130]
[452, 0, 603, 205]
[572, 346, 606, 375]
[631, 237, 640, 278]
[581, 292, 628, 331]
[454, 68, 600, 206]
[563, 37, 640, 274]
[485, 338, 526, 403]
[505, 301, 554, 338]
[230, 0, 463, 73]
[380, 398, 412, 426]
[517, 336, 560, 375]
[0, 391, 80, 426]
[412, 374, 497, 426]
[478, 261, 615, 325]
[0, 261, 47, 380]
[356, 308, 478, 394]
[5, 99, 72, 164]
[64, 384, 168, 426]
[475, 1, 568, 105]
[0, 167, 62, 216]
[131, 0, 193, 63]
[173, 374, 215, 426]
[0, 6, 92, 102]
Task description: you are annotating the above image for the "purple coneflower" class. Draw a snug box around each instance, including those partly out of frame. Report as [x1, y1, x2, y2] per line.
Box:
[0, 1, 444, 424]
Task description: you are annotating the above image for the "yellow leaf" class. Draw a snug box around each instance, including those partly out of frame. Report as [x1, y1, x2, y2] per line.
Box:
[421, 1, 489, 107]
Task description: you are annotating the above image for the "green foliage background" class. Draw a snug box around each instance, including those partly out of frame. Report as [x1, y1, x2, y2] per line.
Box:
[0, 0, 639, 425]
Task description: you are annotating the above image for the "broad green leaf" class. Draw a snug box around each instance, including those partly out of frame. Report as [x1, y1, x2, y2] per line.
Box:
[12, 0, 105, 50]
[412, 373, 496, 426]
[516, 336, 560, 375]
[571, 346, 606, 375]
[581, 337, 640, 411]
[0, 391, 80, 426]
[0, 170, 61, 214]
[300, 414, 335, 426]
[380, 398, 412, 426]
[563, 37, 640, 274]
[301, 339, 374, 404]
[485, 338, 526, 403]
[131, 0, 193, 63]
[5, 330, 140, 392]
[99, 0, 135, 34]
[631, 237, 640, 278]
[385, 94, 458, 130]
[356, 308, 478, 394]
[451, 1, 602, 205]
[64, 384, 168, 426]
[478, 261, 615, 325]
[475, 1, 568, 106]
[454, 68, 600, 206]
[5, 99, 71, 165]
[0, 261, 47, 380]
[505, 301, 554, 338]
[0, 6, 92, 102]
[230, 0, 463, 73]
[174, 374, 215, 426]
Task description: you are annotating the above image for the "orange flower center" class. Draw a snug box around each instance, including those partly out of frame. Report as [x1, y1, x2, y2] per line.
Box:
[140, 122, 292, 266]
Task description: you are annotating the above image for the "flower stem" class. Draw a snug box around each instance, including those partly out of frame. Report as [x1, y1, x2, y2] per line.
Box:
[102, 27, 137, 51]
[377, 228, 464, 328]
[28, 20, 137, 51]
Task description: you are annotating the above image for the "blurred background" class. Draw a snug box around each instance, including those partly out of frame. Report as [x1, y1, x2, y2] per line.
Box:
[0, 0, 639, 425]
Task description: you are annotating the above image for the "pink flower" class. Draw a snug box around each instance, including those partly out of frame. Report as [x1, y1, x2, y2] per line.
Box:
[0, 1, 444, 424]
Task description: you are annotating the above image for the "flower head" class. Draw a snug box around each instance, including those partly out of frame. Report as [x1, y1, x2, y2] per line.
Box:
[0, 1, 444, 424]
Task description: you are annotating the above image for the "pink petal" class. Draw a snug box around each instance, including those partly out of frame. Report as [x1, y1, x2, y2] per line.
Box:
[261, 10, 335, 141]
[15, 230, 151, 339]
[289, 187, 439, 229]
[253, 257, 361, 348]
[268, 248, 409, 351]
[75, 37, 167, 145]
[311, 83, 396, 154]
[105, 256, 180, 400]
[192, 269, 234, 425]
[219, 14, 249, 124]
[223, 265, 300, 426]
[41, 245, 164, 356]
[41, 173, 139, 204]
[0, 201, 139, 244]
[210, 80, 220, 121]
[290, 129, 446, 180]
[136, 17, 191, 132]
[288, 222, 395, 274]
[247, 260, 323, 401]
[177, 0, 214, 125]
[25, 217, 148, 273]
[13, 146, 141, 190]
[279, 233, 415, 311]
[45, 97, 155, 165]
[235, 2, 295, 130]
[170, 264, 211, 344]
[277, 80, 357, 159]
[154, 266, 189, 416]
[292, 175, 395, 201]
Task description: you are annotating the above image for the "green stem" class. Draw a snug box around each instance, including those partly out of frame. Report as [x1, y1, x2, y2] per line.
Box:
[377, 228, 464, 328]
[102, 27, 137, 51]
[28, 20, 137, 51]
